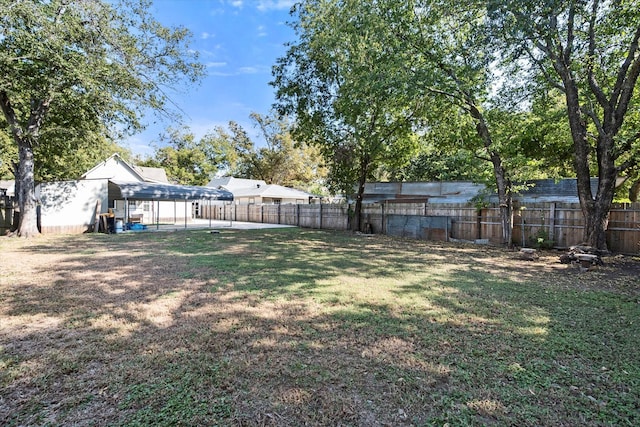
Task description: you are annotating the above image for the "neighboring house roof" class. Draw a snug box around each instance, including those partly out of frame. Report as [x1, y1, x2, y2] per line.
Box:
[82, 153, 169, 183]
[0, 180, 15, 197]
[207, 177, 314, 200]
[207, 177, 267, 191]
[232, 184, 314, 200]
[108, 180, 233, 201]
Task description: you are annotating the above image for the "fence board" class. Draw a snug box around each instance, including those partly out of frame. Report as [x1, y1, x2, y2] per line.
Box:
[201, 201, 640, 254]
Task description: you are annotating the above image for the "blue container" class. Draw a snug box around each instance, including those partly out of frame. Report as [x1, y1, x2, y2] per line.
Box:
[115, 219, 124, 233]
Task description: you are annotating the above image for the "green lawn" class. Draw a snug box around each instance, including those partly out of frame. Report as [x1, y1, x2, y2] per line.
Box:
[1, 228, 638, 426]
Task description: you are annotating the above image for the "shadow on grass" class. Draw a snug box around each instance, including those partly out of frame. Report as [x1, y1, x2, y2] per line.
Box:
[1, 228, 638, 426]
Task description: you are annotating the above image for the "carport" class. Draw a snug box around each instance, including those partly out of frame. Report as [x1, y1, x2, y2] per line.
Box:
[108, 180, 234, 230]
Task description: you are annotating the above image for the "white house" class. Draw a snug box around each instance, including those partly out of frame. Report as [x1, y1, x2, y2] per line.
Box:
[207, 177, 316, 205]
[80, 153, 173, 224]
[36, 154, 232, 234]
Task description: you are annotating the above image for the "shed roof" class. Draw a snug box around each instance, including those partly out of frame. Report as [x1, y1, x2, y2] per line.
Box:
[108, 180, 233, 201]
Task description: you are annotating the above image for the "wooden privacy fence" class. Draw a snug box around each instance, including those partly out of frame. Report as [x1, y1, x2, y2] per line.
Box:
[203, 201, 640, 254]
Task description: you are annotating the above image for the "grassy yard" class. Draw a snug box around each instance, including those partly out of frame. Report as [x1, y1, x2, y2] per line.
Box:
[1, 228, 638, 426]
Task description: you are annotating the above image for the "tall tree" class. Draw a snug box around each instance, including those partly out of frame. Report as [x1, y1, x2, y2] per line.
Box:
[139, 127, 221, 186]
[273, 0, 421, 231]
[150, 117, 327, 189]
[0, 0, 203, 237]
[231, 112, 326, 188]
[370, 0, 522, 244]
[489, 0, 640, 250]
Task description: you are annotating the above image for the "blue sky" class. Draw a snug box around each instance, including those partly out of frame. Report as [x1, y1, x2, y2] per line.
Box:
[125, 0, 297, 157]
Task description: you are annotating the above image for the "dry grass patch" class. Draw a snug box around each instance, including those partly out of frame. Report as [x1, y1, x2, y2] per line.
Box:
[1, 229, 638, 426]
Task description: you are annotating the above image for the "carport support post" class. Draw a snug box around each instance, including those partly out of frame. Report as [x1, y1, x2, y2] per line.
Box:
[124, 197, 128, 225]
[209, 200, 212, 228]
[185, 199, 188, 229]
[156, 199, 160, 230]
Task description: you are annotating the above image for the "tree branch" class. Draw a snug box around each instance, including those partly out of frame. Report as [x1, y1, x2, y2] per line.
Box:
[525, 43, 565, 91]
[613, 24, 640, 130]
[0, 90, 24, 143]
[615, 130, 640, 157]
[586, 0, 608, 108]
[564, 3, 576, 66]
[582, 103, 604, 136]
[617, 156, 639, 174]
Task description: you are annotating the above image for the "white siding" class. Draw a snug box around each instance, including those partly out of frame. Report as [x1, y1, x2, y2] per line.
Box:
[37, 179, 108, 230]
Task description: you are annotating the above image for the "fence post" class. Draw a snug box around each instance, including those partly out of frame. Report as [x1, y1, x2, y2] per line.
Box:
[319, 203, 323, 229]
[549, 202, 556, 242]
[382, 201, 386, 234]
[521, 208, 526, 247]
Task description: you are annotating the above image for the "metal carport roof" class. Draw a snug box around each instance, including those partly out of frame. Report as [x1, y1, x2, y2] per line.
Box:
[108, 180, 234, 201]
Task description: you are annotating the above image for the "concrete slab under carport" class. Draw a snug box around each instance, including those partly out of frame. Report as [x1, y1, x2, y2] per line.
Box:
[123, 218, 296, 233]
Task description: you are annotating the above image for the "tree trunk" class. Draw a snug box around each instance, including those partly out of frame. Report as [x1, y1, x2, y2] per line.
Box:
[580, 134, 618, 250]
[352, 165, 367, 232]
[630, 180, 640, 202]
[561, 74, 616, 250]
[554, 61, 611, 250]
[1, 91, 49, 238]
[495, 172, 513, 246]
[16, 140, 40, 237]
[470, 105, 513, 246]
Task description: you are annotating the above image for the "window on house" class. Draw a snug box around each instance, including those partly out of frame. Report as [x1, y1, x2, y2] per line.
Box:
[143, 201, 150, 212]
[273, 198, 282, 205]
[249, 197, 255, 204]
[128, 200, 137, 211]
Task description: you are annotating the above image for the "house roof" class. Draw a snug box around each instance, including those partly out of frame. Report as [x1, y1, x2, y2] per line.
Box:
[232, 184, 314, 199]
[108, 180, 233, 201]
[134, 165, 169, 184]
[207, 177, 314, 200]
[207, 177, 267, 191]
[82, 153, 169, 183]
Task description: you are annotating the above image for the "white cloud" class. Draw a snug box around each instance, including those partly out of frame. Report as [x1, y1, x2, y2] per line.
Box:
[256, 0, 295, 11]
[201, 32, 214, 40]
[257, 25, 267, 37]
[209, 65, 269, 77]
[230, 0, 243, 8]
[199, 47, 221, 57]
[238, 66, 259, 74]
[206, 61, 228, 68]
[209, 71, 234, 77]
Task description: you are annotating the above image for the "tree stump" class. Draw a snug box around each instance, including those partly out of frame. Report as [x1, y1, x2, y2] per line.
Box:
[520, 248, 538, 260]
